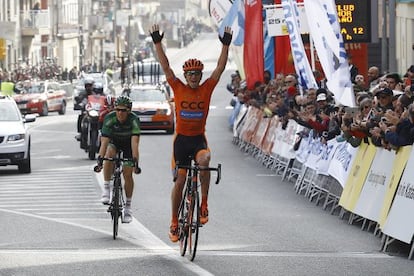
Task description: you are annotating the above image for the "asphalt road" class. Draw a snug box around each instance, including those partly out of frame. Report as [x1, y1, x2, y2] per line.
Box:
[1, 33, 413, 275]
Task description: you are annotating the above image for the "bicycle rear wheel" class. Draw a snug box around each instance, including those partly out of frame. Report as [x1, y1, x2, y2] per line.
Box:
[187, 191, 200, 261]
[112, 177, 121, 240]
[178, 191, 188, 256]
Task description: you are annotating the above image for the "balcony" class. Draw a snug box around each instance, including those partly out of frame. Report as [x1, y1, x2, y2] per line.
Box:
[20, 10, 50, 36]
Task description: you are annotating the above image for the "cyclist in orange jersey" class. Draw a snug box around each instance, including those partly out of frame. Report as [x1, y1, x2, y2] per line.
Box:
[150, 24, 232, 242]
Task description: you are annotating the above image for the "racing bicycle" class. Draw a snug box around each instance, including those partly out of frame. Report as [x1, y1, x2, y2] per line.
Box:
[175, 156, 221, 261]
[94, 151, 137, 239]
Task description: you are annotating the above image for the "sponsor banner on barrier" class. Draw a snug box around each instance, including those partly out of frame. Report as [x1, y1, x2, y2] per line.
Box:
[239, 107, 259, 143]
[251, 116, 271, 148]
[234, 106, 414, 245]
[261, 116, 280, 155]
[338, 142, 376, 211]
[271, 119, 299, 159]
[271, 124, 285, 157]
[233, 104, 249, 137]
[378, 146, 412, 227]
[353, 148, 396, 222]
[295, 129, 313, 163]
[382, 146, 414, 243]
[316, 138, 339, 176]
[327, 140, 358, 188]
[304, 138, 324, 171]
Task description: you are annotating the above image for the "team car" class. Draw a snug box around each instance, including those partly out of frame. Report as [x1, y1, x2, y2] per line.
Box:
[128, 83, 175, 134]
[13, 80, 67, 116]
[0, 95, 36, 173]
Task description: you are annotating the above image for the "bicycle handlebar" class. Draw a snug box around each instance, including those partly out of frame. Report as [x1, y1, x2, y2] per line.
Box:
[175, 163, 222, 185]
[93, 156, 141, 174]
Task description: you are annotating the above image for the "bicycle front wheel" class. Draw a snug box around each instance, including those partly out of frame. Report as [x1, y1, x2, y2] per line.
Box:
[178, 192, 188, 257]
[112, 177, 121, 240]
[187, 191, 200, 261]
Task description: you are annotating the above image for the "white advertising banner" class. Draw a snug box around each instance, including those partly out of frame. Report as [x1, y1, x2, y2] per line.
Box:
[382, 147, 414, 244]
[353, 148, 396, 222]
[327, 141, 358, 187]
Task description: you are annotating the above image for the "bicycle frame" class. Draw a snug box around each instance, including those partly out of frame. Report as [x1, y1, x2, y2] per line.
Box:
[176, 157, 221, 261]
[108, 152, 125, 240]
[95, 151, 132, 240]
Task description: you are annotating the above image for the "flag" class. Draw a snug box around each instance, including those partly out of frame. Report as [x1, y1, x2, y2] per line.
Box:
[282, 0, 317, 89]
[209, 0, 233, 27]
[244, 0, 264, 89]
[304, 0, 355, 107]
[273, 0, 295, 75]
[219, 0, 245, 46]
[264, 23, 275, 79]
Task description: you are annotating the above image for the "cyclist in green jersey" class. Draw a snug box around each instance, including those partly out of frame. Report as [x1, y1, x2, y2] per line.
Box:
[96, 95, 141, 223]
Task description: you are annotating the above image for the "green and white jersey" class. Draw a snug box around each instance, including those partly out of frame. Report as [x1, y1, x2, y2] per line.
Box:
[101, 111, 141, 144]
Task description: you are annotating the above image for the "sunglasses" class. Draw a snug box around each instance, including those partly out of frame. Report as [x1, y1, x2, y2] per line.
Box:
[115, 108, 129, 112]
[186, 71, 201, 76]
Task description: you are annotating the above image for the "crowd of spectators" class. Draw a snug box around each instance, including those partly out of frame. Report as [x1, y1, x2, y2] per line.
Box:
[228, 65, 414, 151]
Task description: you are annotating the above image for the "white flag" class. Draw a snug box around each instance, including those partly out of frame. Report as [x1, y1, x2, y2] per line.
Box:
[304, 0, 356, 107]
[282, 0, 317, 89]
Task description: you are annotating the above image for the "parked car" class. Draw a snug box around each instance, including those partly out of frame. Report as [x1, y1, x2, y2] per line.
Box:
[128, 84, 175, 134]
[13, 80, 67, 116]
[0, 95, 36, 173]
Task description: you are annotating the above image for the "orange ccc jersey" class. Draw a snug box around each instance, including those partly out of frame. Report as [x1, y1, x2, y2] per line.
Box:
[168, 77, 218, 136]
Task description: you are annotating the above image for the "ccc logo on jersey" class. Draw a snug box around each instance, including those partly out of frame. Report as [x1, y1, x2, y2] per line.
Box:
[180, 101, 205, 110]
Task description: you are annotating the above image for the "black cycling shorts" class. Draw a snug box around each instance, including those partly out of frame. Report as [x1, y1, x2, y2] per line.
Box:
[110, 138, 132, 159]
[173, 134, 208, 166]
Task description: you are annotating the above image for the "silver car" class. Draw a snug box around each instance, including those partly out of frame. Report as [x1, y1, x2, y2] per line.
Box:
[0, 96, 36, 173]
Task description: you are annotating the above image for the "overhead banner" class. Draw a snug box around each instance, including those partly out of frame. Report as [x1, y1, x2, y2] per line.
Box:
[281, 0, 317, 89]
[265, 4, 309, 37]
[303, 0, 355, 107]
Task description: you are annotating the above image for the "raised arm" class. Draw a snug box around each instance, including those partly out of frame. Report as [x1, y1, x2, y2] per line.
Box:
[150, 24, 175, 80]
[210, 26, 233, 81]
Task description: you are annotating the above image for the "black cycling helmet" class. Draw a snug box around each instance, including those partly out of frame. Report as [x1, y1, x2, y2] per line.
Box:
[115, 95, 132, 109]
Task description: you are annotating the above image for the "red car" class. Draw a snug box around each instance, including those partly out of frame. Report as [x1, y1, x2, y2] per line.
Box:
[13, 80, 67, 116]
